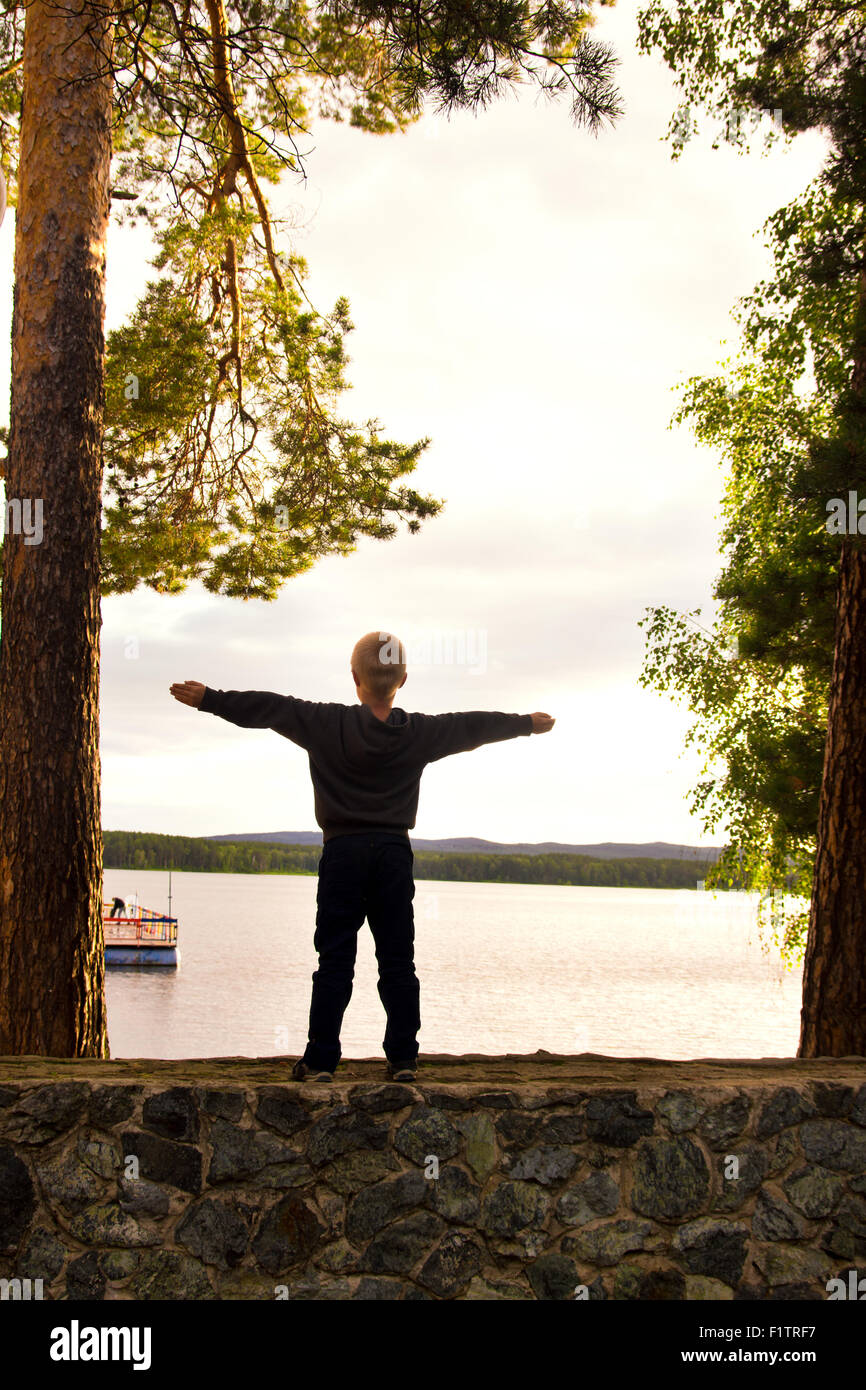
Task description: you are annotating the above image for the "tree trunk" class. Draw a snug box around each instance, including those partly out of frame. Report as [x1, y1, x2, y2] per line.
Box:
[0, 0, 114, 1054]
[799, 539, 866, 1055]
[799, 251, 866, 1059]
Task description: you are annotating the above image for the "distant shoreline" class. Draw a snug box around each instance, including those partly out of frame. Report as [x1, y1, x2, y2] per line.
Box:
[104, 830, 727, 890]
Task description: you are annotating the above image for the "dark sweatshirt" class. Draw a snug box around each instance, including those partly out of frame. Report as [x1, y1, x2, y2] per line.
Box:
[198, 686, 533, 841]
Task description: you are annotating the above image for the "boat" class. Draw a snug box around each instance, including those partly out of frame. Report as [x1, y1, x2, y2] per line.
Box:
[103, 895, 180, 967]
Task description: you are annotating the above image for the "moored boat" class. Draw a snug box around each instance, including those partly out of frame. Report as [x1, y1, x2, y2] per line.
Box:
[103, 900, 180, 966]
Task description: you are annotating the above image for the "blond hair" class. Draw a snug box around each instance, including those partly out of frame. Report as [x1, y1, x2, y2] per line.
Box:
[352, 631, 406, 700]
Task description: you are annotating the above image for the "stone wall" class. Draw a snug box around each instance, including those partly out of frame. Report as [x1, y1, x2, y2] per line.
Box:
[1, 1055, 865, 1301]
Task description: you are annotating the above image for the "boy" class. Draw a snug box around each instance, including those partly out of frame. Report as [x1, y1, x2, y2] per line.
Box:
[169, 631, 554, 1083]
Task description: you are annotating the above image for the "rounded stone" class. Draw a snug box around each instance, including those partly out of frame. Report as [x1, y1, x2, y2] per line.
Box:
[557, 1170, 620, 1226]
[10, 1084, 87, 1142]
[0, 1145, 35, 1253]
[65, 1251, 105, 1301]
[122, 1129, 202, 1194]
[196, 1088, 245, 1122]
[318, 1150, 399, 1197]
[36, 1151, 105, 1214]
[613, 1263, 685, 1300]
[345, 1171, 426, 1244]
[752, 1189, 807, 1242]
[712, 1142, 769, 1212]
[456, 1114, 499, 1183]
[350, 1276, 412, 1300]
[783, 1164, 845, 1219]
[142, 1088, 199, 1142]
[428, 1165, 482, 1224]
[252, 1194, 324, 1274]
[100, 1249, 140, 1281]
[799, 1120, 866, 1172]
[359, 1211, 446, 1276]
[417, 1231, 484, 1297]
[658, 1092, 704, 1133]
[465, 1275, 532, 1300]
[631, 1137, 710, 1221]
[508, 1145, 577, 1186]
[756, 1088, 816, 1138]
[129, 1250, 215, 1299]
[686, 1274, 734, 1300]
[766, 1128, 800, 1176]
[481, 1180, 550, 1238]
[821, 1194, 866, 1261]
[254, 1089, 308, 1137]
[176, 1197, 253, 1269]
[526, 1252, 579, 1301]
[394, 1107, 460, 1166]
[206, 1118, 300, 1184]
[673, 1217, 748, 1286]
[495, 1112, 542, 1147]
[16, 1226, 65, 1281]
[66, 1202, 163, 1248]
[78, 1132, 122, 1179]
[118, 1176, 171, 1218]
[313, 1238, 358, 1274]
[348, 1084, 416, 1114]
[307, 1106, 389, 1167]
[565, 1218, 654, 1266]
[88, 1086, 143, 1129]
[540, 1115, 584, 1145]
[753, 1243, 834, 1288]
[698, 1096, 751, 1150]
[810, 1083, 854, 1118]
[585, 1092, 654, 1147]
[219, 1269, 278, 1299]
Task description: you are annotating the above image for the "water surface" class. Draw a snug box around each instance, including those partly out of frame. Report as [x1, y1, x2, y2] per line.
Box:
[103, 870, 802, 1060]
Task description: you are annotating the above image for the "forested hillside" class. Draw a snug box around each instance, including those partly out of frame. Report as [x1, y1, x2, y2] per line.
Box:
[104, 830, 715, 889]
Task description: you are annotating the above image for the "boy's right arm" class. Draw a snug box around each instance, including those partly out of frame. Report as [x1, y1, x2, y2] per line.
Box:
[169, 681, 324, 746]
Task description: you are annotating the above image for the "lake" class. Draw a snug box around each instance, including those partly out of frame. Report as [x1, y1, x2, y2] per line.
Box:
[103, 869, 804, 1060]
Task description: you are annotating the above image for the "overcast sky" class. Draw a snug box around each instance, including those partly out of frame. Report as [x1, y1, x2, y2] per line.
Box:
[0, 0, 828, 847]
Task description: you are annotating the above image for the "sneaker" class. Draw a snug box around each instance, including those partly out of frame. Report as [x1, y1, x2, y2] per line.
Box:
[387, 1058, 418, 1082]
[291, 1059, 334, 1083]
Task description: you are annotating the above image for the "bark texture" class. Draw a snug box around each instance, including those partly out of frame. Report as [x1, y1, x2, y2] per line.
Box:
[799, 254, 866, 1059]
[0, 0, 114, 1054]
[799, 539, 866, 1056]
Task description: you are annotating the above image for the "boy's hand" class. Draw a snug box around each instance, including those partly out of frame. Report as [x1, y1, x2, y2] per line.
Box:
[170, 680, 206, 708]
[530, 712, 555, 733]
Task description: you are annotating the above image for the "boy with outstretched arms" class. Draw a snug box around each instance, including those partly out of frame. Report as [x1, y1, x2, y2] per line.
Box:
[170, 631, 554, 1081]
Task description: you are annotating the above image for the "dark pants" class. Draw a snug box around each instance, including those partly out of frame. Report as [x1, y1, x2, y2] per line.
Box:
[302, 831, 419, 1072]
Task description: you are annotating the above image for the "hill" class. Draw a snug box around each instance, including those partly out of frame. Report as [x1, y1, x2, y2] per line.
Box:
[207, 830, 722, 862]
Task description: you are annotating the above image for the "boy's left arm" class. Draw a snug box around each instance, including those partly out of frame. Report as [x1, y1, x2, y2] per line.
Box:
[419, 709, 553, 762]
